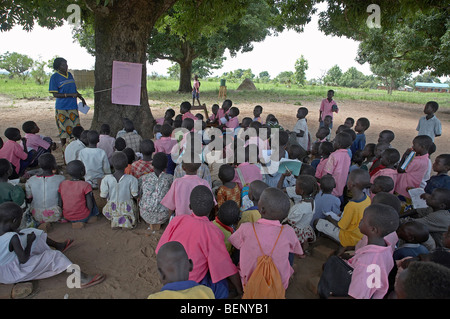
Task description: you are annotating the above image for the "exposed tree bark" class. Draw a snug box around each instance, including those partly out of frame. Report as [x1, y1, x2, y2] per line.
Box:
[177, 42, 199, 93]
[90, 0, 177, 138]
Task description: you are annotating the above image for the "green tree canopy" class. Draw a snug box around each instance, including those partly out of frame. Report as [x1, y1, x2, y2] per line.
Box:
[0, 51, 34, 79]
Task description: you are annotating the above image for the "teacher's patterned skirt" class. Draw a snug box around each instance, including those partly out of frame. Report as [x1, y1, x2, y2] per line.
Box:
[55, 109, 80, 139]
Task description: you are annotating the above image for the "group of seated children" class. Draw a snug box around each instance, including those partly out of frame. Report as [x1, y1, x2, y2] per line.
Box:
[0, 97, 448, 299]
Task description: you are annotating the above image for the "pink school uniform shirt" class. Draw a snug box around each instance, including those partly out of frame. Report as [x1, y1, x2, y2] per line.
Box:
[217, 108, 230, 124]
[155, 117, 165, 125]
[0, 140, 28, 174]
[320, 98, 338, 121]
[182, 111, 197, 121]
[324, 149, 351, 197]
[24, 133, 50, 151]
[154, 136, 177, 154]
[232, 162, 262, 189]
[315, 157, 329, 179]
[346, 237, 396, 299]
[226, 116, 239, 129]
[394, 154, 429, 198]
[228, 218, 303, 289]
[156, 213, 238, 283]
[160, 174, 215, 216]
[97, 134, 116, 162]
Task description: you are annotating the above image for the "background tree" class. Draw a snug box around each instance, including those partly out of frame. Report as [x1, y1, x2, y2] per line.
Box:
[339, 67, 367, 88]
[0, 51, 34, 79]
[274, 71, 294, 85]
[293, 54, 308, 86]
[370, 60, 410, 94]
[257, 71, 271, 83]
[323, 64, 343, 86]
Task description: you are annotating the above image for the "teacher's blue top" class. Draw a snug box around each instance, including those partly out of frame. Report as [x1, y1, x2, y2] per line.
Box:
[49, 72, 78, 110]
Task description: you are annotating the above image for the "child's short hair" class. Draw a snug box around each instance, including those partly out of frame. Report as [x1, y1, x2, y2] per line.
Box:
[352, 150, 364, 165]
[38, 153, 56, 170]
[0, 159, 12, 177]
[165, 108, 176, 118]
[364, 203, 399, 237]
[436, 154, 450, 168]
[218, 164, 235, 183]
[334, 132, 353, 149]
[72, 126, 84, 139]
[379, 130, 395, 143]
[160, 123, 173, 138]
[413, 135, 433, 153]
[278, 130, 289, 147]
[152, 152, 168, 171]
[153, 124, 162, 135]
[335, 124, 347, 135]
[22, 121, 37, 133]
[222, 99, 232, 109]
[382, 148, 400, 166]
[254, 105, 263, 113]
[259, 187, 291, 221]
[195, 113, 204, 121]
[426, 101, 439, 112]
[372, 176, 395, 193]
[362, 143, 376, 157]
[356, 117, 370, 130]
[87, 130, 100, 144]
[115, 137, 126, 151]
[398, 221, 429, 243]
[140, 139, 155, 156]
[288, 144, 308, 162]
[345, 117, 355, 126]
[319, 141, 334, 156]
[190, 185, 214, 217]
[229, 107, 240, 117]
[212, 104, 219, 111]
[100, 124, 111, 135]
[431, 188, 450, 210]
[297, 107, 308, 118]
[319, 175, 336, 193]
[371, 192, 401, 213]
[300, 163, 316, 177]
[316, 127, 330, 140]
[182, 118, 194, 131]
[4, 128, 21, 140]
[398, 261, 450, 299]
[66, 160, 85, 179]
[348, 168, 371, 189]
[296, 175, 319, 197]
[217, 200, 240, 226]
[122, 148, 136, 164]
[0, 201, 22, 223]
[342, 128, 356, 141]
[110, 151, 128, 170]
[180, 101, 192, 112]
[52, 57, 66, 71]
[241, 117, 253, 128]
[428, 142, 436, 156]
[123, 119, 135, 133]
[249, 180, 269, 203]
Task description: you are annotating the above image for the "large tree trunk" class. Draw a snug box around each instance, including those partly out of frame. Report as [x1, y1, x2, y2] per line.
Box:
[177, 41, 196, 93]
[90, 0, 176, 139]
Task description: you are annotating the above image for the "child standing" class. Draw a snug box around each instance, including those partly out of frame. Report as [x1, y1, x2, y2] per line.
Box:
[0, 202, 105, 288]
[64, 126, 86, 164]
[130, 139, 155, 179]
[58, 160, 99, 229]
[97, 124, 116, 164]
[416, 101, 442, 142]
[228, 187, 304, 295]
[323, 132, 353, 200]
[423, 154, 450, 195]
[139, 152, 174, 230]
[350, 117, 370, 155]
[293, 107, 309, 152]
[216, 164, 241, 209]
[100, 152, 139, 229]
[315, 169, 372, 247]
[0, 128, 31, 179]
[192, 75, 201, 107]
[284, 175, 319, 252]
[25, 153, 65, 224]
[395, 135, 433, 200]
[78, 130, 111, 189]
[156, 185, 243, 299]
[148, 241, 215, 299]
[312, 175, 342, 225]
[319, 89, 338, 129]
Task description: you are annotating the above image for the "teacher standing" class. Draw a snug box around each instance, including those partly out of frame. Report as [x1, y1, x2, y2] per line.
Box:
[49, 57, 86, 147]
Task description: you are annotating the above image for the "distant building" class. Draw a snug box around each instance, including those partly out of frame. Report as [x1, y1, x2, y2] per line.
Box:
[414, 82, 449, 93]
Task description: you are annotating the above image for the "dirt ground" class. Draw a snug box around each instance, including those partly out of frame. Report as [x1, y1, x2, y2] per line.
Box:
[0, 93, 449, 299]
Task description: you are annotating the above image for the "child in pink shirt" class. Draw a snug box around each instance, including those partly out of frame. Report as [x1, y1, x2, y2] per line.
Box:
[97, 124, 116, 164]
[370, 148, 400, 195]
[154, 124, 177, 154]
[156, 185, 243, 299]
[216, 99, 232, 126]
[229, 187, 304, 292]
[22, 121, 56, 161]
[395, 135, 433, 199]
[315, 141, 333, 179]
[346, 203, 399, 299]
[180, 101, 197, 121]
[0, 128, 30, 179]
[160, 161, 215, 216]
[324, 132, 353, 198]
[225, 107, 240, 130]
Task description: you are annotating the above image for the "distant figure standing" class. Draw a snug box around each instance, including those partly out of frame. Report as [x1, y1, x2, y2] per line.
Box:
[319, 89, 338, 129]
[48, 58, 86, 147]
[192, 75, 201, 107]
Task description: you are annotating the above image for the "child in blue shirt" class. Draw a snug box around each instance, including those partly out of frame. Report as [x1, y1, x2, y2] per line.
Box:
[311, 174, 341, 225]
[350, 117, 370, 155]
